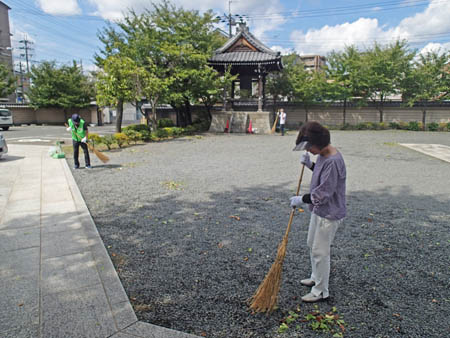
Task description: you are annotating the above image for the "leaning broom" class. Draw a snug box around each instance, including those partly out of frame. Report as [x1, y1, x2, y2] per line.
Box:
[249, 163, 305, 313]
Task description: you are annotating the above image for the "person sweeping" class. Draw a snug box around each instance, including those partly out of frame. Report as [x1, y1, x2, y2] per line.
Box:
[290, 121, 346, 302]
[67, 114, 92, 169]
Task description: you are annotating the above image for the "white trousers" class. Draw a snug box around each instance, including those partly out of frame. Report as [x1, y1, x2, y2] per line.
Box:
[307, 213, 341, 298]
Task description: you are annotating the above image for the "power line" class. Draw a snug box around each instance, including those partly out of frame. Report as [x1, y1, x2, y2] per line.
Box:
[245, 0, 443, 20]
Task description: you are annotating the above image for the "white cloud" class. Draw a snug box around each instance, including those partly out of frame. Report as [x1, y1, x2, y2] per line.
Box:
[290, 0, 450, 56]
[37, 0, 81, 16]
[86, 0, 286, 40]
[87, 0, 226, 20]
[419, 42, 450, 56]
[270, 45, 294, 55]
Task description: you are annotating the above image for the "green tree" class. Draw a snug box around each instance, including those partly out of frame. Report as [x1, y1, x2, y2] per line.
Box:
[28, 61, 91, 117]
[191, 65, 236, 121]
[266, 54, 298, 108]
[288, 61, 327, 120]
[0, 62, 16, 99]
[95, 55, 139, 132]
[95, 1, 226, 128]
[402, 50, 450, 127]
[361, 41, 415, 122]
[325, 46, 366, 125]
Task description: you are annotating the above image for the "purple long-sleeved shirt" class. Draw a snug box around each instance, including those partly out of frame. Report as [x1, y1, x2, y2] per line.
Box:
[308, 151, 346, 220]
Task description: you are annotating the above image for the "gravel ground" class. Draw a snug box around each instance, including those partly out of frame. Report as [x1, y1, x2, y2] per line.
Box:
[68, 131, 450, 338]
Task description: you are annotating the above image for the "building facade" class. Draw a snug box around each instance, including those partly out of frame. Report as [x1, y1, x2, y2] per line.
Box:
[0, 1, 15, 102]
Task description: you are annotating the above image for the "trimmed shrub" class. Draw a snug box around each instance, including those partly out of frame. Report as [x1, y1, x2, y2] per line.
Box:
[171, 127, 184, 136]
[379, 122, 388, 130]
[114, 133, 128, 148]
[427, 122, 439, 131]
[123, 124, 150, 132]
[184, 125, 197, 134]
[88, 133, 102, 146]
[389, 122, 400, 130]
[140, 130, 152, 142]
[407, 121, 420, 131]
[355, 122, 367, 130]
[123, 129, 142, 144]
[398, 121, 409, 130]
[154, 128, 169, 139]
[101, 134, 115, 150]
[163, 127, 174, 137]
[157, 118, 174, 128]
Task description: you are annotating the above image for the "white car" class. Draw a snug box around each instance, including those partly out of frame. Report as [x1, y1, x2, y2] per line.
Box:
[0, 108, 13, 131]
[0, 132, 7, 159]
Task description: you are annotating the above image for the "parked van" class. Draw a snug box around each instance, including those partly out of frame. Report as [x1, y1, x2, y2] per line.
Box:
[0, 108, 13, 130]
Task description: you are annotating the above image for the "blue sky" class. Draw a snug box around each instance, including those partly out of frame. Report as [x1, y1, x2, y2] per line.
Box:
[4, 0, 450, 72]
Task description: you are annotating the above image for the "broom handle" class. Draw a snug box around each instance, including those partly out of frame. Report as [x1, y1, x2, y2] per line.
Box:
[283, 163, 306, 238]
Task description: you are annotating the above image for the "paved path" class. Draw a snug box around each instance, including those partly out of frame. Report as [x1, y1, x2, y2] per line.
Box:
[400, 143, 450, 163]
[0, 144, 196, 338]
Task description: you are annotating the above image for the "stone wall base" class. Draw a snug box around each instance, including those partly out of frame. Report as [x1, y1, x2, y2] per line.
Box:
[209, 110, 271, 134]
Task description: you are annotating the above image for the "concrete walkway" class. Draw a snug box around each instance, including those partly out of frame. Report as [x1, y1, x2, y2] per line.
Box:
[400, 143, 450, 163]
[0, 144, 197, 338]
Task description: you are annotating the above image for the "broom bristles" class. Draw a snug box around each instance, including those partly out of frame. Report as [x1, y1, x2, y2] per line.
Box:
[248, 236, 289, 313]
[88, 144, 110, 163]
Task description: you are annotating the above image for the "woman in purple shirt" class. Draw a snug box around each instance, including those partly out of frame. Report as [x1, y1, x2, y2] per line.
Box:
[290, 122, 346, 303]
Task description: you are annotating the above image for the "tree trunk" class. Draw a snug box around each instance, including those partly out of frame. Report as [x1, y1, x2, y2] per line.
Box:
[152, 99, 158, 131]
[184, 99, 192, 125]
[422, 102, 427, 130]
[343, 98, 347, 125]
[304, 103, 309, 122]
[115, 99, 123, 133]
[96, 106, 103, 126]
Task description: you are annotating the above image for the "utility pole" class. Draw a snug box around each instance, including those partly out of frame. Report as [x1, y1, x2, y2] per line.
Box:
[216, 1, 246, 38]
[19, 36, 33, 73]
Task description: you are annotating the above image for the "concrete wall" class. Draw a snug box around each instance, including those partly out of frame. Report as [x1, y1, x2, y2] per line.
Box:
[7, 106, 96, 125]
[271, 103, 450, 129]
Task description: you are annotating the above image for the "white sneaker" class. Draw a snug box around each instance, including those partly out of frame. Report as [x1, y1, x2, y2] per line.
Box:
[301, 292, 327, 303]
[300, 278, 315, 287]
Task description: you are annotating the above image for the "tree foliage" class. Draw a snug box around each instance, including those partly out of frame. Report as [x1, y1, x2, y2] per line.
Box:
[95, 0, 227, 129]
[0, 62, 16, 99]
[28, 61, 92, 110]
[95, 55, 140, 132]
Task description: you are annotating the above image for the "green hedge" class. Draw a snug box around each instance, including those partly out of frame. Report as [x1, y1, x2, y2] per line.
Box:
[327, 121, 449, 131]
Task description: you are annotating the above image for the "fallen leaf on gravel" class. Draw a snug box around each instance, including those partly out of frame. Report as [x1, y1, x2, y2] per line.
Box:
[130, 297, 137, 301]
[243, 257, 248, 261]
[18, 303, 24, 307]
[248, 248, 253, 253]
[393, 313, 401, 318]
[218, 242, 224, 249]
[200, 332, 207, 337]
[297, 208, 304, 213]
[432, 299, 438, 303]
[368, 218, 373, 222]
[111, 253, 116, 257]
[229, 215, 240, 221]
[140, 250, 145, 254]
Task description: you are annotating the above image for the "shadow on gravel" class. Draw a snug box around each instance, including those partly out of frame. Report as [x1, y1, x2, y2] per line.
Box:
[90, 183, 450, 338]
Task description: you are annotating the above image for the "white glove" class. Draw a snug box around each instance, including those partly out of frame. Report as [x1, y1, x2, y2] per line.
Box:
[66, 127, 71, 131]
[81, 137, 87, 143]
[300, 152, 312, 169]
[290, 195, 304, 208]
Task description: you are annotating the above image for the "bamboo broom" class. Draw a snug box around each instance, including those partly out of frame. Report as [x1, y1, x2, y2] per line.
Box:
[65, 123, 110, 163]
[270, 113, 279, 134]
[249, 163, 305, 313]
